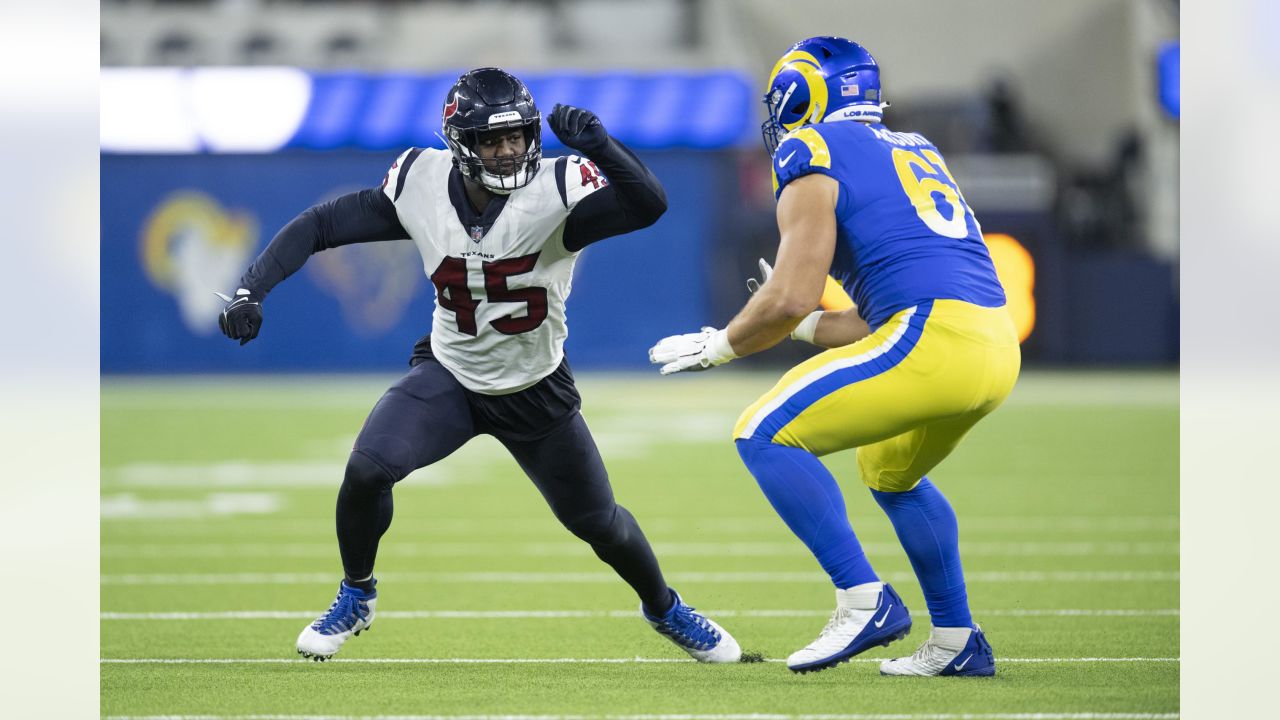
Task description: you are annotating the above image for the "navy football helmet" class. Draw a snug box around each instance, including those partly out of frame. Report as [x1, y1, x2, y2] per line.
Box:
[761, 37, 885, 155]
[442, 68, 542, 194]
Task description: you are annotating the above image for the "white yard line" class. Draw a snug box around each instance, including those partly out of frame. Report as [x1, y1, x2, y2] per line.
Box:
[100, 515, 1179, 535]
[103, 714, 1180, 720]
[102, 657, 1179, 665]
[99, 570, 1180, 586]
[101, 492, 283, 520]
[100, 540, 1180, 559]
[101, 462, 473, 489]
[100, 608, 1180, 621]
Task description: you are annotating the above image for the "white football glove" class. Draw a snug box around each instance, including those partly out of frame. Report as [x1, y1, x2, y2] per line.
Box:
[745, 258, 773, 295]
[648, 326, 737, 375]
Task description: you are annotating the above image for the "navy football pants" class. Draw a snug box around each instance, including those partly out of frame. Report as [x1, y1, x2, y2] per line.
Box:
[335, 354, 672, 613]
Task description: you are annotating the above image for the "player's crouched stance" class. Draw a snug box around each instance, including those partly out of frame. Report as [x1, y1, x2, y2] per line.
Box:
[217, 67, 739, 664]
[650, 37, 1016, 677]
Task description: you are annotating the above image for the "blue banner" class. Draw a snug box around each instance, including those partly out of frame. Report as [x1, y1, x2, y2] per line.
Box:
[295, 71, 755, 151]
[100, 69, 757, 154]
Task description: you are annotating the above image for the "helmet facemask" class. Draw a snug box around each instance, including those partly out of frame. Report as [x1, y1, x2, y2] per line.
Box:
[761, 85, 796, 156]
[446, 119, 542, 195]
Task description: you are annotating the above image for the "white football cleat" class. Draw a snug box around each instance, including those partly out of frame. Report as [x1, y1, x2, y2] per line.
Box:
[296, 580, 377, 661]
[787, 582, 912, 673]
[880, 625, 996, 677]
[642, 589, 742, 663]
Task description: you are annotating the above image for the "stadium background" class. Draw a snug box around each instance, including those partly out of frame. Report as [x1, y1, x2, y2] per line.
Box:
[98, 1, 1181, 718]
[101, 0, 1179, 373]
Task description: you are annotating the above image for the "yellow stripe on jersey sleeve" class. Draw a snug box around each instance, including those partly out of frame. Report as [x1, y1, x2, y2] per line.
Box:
[771, 127, 834, 196]
[785, 127, 832, 168]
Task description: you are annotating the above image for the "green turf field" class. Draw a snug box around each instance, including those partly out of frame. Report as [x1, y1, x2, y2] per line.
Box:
[101, 370, 1178, 719]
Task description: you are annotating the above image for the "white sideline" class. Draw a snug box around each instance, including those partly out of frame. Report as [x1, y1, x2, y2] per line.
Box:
[99, 608, 1180, 620]
[98, 570, 1180, 586]
[103, 714, 1180, 720]
[101, 657, 1179, 665]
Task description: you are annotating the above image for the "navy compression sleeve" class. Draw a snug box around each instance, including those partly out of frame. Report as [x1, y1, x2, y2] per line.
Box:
[562, 138, 668, 252]
[240, 188, 408, 297]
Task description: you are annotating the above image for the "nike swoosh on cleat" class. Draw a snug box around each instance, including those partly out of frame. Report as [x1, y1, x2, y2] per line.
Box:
[953, 653, 974, 671]
[873, 603, 894, 628]
[778, 150, 798, 167]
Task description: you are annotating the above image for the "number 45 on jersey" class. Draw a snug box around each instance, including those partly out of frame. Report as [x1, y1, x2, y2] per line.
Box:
[430, 252, 548, 337]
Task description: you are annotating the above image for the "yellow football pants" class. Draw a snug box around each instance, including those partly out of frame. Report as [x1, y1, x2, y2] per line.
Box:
[733, 299, 1021, 492]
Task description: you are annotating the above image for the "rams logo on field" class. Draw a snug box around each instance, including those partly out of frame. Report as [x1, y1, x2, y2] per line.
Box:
[308, 188, 422, 337]
[141, 192, 257, 335]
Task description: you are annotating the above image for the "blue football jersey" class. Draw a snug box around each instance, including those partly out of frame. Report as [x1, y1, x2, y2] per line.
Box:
[772, 121, 1006, 329]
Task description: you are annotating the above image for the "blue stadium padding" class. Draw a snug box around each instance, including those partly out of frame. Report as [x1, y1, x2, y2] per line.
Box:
[1065, 252, 1178, 364]
[101, 150, 710, 373]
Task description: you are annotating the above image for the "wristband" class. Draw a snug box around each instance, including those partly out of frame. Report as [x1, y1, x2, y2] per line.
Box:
[790, 311, 823, 344]
[706, 328, 738, 365]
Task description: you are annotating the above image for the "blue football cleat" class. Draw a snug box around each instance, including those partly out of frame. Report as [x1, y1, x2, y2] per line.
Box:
[787, 583, 912, 673]
[643, 589, 742, 663]
[296, 580, 377, 661]
[880, 624, 996, 677]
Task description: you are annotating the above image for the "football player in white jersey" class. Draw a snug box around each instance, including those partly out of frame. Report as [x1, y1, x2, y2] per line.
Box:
[217, 68, 741, 663]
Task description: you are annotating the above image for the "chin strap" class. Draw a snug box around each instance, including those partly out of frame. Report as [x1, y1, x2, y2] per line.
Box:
[471, 153, 540, 194]
[451, 137, 541, 194]
[478, 173, 518, 195]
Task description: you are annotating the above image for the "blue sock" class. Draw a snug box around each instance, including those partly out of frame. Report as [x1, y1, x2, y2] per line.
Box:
[871, 477, 972, 628]
[736, 438, 878, 589]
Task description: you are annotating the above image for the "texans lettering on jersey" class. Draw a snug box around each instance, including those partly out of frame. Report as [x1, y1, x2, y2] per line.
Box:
[382, 148, 606, 394]
[771, 121, 1007, 329]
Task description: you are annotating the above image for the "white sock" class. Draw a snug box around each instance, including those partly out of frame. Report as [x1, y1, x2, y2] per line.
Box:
[836, 581, 884, 610]
[929, 625, 973, 651]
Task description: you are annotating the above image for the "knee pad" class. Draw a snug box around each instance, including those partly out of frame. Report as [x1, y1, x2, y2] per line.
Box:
[343, 450, 398, 495]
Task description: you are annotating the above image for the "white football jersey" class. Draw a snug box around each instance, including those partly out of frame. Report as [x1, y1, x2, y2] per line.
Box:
[381, 148, 607, 394]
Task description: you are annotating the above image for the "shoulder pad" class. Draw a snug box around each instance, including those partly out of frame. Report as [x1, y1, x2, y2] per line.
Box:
[381, 148, 424, 204]
[772, 127, 833, 199]
[557, 154, 609, 210]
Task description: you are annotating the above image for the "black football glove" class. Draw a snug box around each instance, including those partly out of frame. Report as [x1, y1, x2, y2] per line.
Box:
[549, 103, 609, 155]
[215, 288, 263, 346]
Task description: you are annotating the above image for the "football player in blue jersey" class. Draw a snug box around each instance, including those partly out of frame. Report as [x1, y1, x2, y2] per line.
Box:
[650, 37, 1020, 676]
